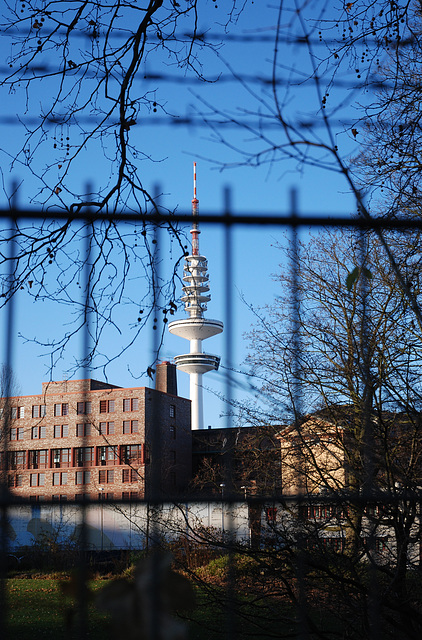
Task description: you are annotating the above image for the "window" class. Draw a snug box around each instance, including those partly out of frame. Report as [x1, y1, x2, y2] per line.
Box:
[54, 424, 69, 438]
[11, 406, 24, 420]
[122, 468, 138, 483]
[53, 472, 68, 486]
[98, 446, 118, 466]
[170, 425, 176, 439]
[54, 402, 69, 417]
[52, 494, 68, 502]
[123, 398, 139, 412]
[75, 470, 91, 485]
[8, 474, 23, 488]
[54, 403, 68, 417]
[76, 447, 94, 467]
[75, 493, 90, 501]
[77, 401, 92, 415]
[76, 423, 91, 437]
[99, 469, 114, 484]
[99, 492, 114, 501]
[375, 538, 387, 553]
[29, 450, 48, 469]
[170, 450, 176, 465]
[31, 426, 47, 440]
[9, 451, 25, 469]
[266, 507, 278, 523]
[321, 538, 344, 553]
[169, 404, 176, 418]
[122, 491, 138, 501]
[99, 421, 115, 436]
[30, 473, 45, 487]
[10, 428, 24, 441]
[107, 446, 118, 464]
[52, 448, 71, 468]
[98, 446, 106, 465]
[32, 404, 46, 418]
[121, 444, 144, 463]
[123, 420, 139, 435]
[99, 399, 115, 413]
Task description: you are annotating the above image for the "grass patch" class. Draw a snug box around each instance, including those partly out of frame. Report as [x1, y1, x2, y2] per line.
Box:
[7, 577, 111, 640]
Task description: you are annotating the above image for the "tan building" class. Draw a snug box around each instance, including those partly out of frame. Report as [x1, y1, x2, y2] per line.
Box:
[2, 363, 191, 502]
[279, 415, 347, 496]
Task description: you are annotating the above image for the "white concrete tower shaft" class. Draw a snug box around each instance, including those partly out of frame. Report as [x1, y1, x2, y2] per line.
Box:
[168, 163, 223, 430]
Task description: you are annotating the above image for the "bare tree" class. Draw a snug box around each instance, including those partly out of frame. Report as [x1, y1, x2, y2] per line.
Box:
[236, 226, 422, 636]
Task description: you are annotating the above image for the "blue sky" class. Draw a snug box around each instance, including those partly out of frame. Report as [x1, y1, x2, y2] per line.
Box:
[0, 1, 363, 426]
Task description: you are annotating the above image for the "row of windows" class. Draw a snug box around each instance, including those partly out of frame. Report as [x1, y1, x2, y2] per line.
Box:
[10, 420, 141, 440]
[5, 398, 147, 420]
[9, 469, 140, 488]
[28, 492, 140, 503]
[300, 504, 387, 521]
[307, 537, 388, 554]
[300, 505, 349, 521]
[7, 444, 147, 469]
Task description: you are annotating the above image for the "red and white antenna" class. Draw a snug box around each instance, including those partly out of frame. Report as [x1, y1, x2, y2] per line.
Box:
[190, 161, 200, 256]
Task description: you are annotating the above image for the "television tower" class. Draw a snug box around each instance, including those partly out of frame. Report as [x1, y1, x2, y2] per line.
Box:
[169, 163, 223, 430]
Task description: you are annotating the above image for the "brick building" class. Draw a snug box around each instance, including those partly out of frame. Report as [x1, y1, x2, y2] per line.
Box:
[2, 362, 191, 502]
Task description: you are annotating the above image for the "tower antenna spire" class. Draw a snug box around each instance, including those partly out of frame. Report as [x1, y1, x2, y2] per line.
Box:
[169, 163, 223, 430]
[191, 161, 200, 256]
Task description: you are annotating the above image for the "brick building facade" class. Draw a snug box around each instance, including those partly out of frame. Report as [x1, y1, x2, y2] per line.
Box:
[2, 363, 191, 502]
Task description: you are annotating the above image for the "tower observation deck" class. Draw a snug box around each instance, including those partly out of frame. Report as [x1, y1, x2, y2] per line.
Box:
[168, 163, 223, 430]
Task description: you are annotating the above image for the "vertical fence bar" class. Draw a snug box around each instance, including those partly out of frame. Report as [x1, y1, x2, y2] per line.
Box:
[149, 187, 164, 640]
[289, 187, 309, 640]
[359, 227, 381, 640]
[0, 188, 18, 640]
[76, 206, 94, 640]
[222, 185, 237, 640]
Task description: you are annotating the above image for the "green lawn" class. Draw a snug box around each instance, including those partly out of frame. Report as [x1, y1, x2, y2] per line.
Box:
[5, 576, 295, 640]
[2, 574, 354, 640]
[6, 578, 111, 640]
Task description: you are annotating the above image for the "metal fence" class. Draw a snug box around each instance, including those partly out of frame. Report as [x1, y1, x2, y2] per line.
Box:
[0, 194, 421, 640]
